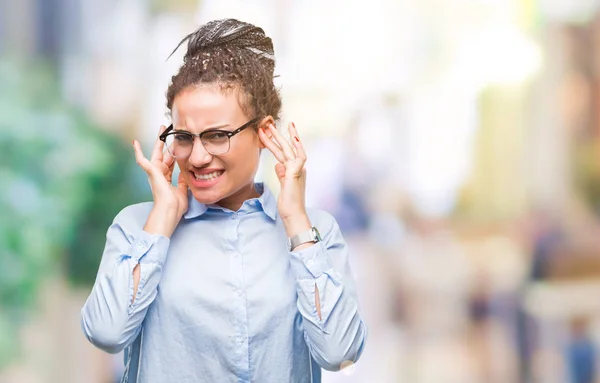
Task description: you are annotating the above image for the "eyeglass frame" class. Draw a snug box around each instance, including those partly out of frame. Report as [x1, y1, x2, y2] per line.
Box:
[159, 117, 261, 157]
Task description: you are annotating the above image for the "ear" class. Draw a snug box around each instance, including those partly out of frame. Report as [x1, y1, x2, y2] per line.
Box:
[258, 115, 275, 149]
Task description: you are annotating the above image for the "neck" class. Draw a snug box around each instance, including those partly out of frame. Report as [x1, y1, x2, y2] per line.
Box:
[216, 182, 260, 211]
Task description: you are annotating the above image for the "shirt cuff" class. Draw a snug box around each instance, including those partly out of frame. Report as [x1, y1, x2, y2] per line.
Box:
[289, 241, 334, 279]
[127, 230, 170, 265]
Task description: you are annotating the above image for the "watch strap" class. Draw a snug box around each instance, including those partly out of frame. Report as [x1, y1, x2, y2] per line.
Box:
[288, 227, 321, 251]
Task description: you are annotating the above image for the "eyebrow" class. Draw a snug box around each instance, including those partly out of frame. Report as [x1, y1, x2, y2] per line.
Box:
[173, 123, 231, 133]
[203, 124, 231, 132]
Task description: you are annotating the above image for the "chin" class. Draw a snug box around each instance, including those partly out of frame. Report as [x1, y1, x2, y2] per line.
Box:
[189, 187, 225, 205]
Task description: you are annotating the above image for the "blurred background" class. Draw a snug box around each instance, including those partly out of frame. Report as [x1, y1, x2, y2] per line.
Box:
[2, 0, 600, 382]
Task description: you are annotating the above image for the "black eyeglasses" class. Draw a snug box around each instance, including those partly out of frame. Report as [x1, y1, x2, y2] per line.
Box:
[159, 117, 260, 158]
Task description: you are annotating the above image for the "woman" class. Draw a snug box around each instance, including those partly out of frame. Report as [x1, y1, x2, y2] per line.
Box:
[81, 18, 366, 383]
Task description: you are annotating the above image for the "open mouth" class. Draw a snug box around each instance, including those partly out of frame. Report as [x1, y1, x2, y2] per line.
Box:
[189, 170, 225, 188]
[192, 170, 225, 181]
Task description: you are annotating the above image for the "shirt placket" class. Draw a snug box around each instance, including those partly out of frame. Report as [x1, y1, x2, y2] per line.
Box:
[228, 211, 250, 382]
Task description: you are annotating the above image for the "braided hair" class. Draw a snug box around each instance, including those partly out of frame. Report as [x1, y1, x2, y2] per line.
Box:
[166, 19, 282, 122]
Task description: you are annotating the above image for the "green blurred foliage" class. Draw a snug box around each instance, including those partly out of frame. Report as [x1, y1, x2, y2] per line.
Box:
[0, 58, 147, 367]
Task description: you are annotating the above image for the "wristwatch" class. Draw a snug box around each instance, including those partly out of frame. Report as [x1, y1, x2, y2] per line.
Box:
[288, 226, 322, 251]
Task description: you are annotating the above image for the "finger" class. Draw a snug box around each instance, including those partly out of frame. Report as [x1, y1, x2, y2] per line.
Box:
[151, 125, 167, 162]
[165, 153, 176, 183]
[163, 146, 175, 169]
[133, 140, 154, 174]
[258, 126, 286, 163]
[163, 142, 175, 161]
[164, 166, 175, 184]
[176, 171, 188, 194]
[268, 124, 296, 161]
[288, 122, 307, 161]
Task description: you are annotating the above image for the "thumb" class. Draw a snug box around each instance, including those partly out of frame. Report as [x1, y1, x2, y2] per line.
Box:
[274, 163, 286, 180]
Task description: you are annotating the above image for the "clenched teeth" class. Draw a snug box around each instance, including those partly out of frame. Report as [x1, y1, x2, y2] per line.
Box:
[193, 170, 224, 180]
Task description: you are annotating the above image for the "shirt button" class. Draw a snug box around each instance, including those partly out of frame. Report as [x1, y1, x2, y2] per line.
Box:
[137, 241, 147, 249]
[237, 289, 244, 297]
[231, 213, 238, 220]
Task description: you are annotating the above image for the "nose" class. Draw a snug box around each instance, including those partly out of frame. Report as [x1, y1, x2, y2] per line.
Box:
[187, 138, 213, 167]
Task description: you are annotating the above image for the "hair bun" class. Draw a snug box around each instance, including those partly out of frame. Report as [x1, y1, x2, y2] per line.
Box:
[168, 18, 274, 63]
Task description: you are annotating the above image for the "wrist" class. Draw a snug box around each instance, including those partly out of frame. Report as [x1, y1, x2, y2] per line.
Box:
[153, 200, 180, 213]
[282, 213, 312, 238]
[144, 205, 180, 238]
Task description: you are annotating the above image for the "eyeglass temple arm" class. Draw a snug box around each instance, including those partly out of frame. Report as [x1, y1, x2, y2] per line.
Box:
[232, 117, 261, 135]
[159, 124, 174, 140]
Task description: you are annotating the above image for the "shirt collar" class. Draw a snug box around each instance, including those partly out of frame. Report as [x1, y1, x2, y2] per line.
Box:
[183, 182, 277, 221]
[255, 182, 278, 221]
[182, 190, 209, 219]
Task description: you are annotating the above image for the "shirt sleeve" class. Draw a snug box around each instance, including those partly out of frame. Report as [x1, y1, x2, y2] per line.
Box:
[288, 210, 367, 371]
[80, 204, 170, 354]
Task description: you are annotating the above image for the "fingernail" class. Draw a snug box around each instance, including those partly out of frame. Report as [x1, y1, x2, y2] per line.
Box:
[291, 122, 296, 129]
[294, 136, 300, 142]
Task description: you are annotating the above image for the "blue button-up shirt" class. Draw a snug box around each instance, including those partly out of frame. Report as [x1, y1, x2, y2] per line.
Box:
[81, 183, 366, 382]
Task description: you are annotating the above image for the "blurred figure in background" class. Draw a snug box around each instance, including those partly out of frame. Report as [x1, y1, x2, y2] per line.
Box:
[567, 317, 596, 383]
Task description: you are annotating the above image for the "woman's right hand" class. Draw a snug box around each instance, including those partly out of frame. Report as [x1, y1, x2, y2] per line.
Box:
[133, 125, 188, 238]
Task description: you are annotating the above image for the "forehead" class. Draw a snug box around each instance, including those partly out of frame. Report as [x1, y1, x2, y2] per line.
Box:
[171, 84, 246, 126]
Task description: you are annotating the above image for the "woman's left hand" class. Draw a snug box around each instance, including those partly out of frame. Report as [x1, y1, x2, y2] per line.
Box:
[258, 122, 308, 222]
